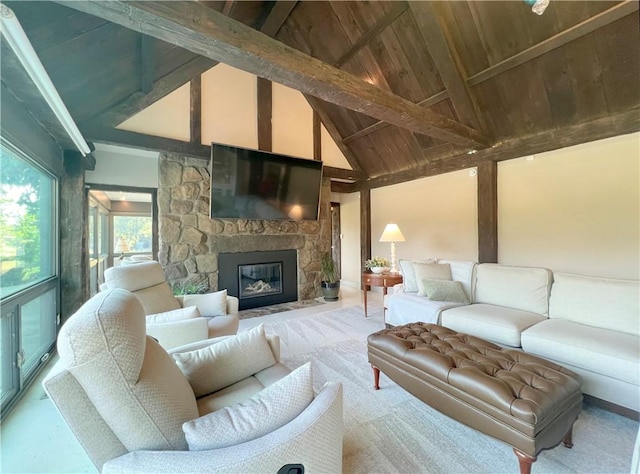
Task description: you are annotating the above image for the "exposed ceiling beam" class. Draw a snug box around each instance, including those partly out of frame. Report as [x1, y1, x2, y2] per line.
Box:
[409, 2, 484, 132]
[59, 0, 487, 149]
[261, 1, 298, 37]
[323, 166, 365, 181]
[85, 55, 217, 128]
[82, 125, 210, 158]
[467, 1, 639, 87]
[362, 107, 640, 190]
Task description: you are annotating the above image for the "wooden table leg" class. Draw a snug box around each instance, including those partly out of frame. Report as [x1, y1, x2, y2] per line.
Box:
[372, 365, 380, 390]
[363, 285, 368, 317]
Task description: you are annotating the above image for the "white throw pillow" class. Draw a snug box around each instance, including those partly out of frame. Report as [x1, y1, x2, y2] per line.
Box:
[147, 305, 200, 324]
[399, 258, 436, 293]
[172, 323, 276, 397]
[183, 362, 314, 450]
[183, 289, 228, 317]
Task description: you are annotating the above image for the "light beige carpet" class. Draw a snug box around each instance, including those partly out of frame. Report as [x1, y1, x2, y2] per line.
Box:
[263, 305, 638, 474]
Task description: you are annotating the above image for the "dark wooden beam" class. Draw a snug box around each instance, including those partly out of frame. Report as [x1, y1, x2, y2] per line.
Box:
[477, 161, 498, 263]
[261, 1, 298, 37]
[190, 76, 202, 144]
[409, 2, 483, 131]
[86, 56, 217, 128]
[343, 91, 449, 144]
[222, 1, 235, 16]
[82, 125, 210, 159]
[334, 1, 408, 68]
[60, 1, 487, 148]
[313, 110, 321, 161]
[361, 107, 640, 190]
[330, 181, 358, 193]
[140, 35, 155, 93]
[467, 1, 639, 86]
[305, 95, 364, 173]
[323, 166, 365, 180]
[360, 188, 372, 278]
[257, 77, 272, 152]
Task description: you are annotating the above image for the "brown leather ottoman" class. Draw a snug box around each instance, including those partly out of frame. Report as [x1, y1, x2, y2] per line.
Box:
[367, 323, 582, 474]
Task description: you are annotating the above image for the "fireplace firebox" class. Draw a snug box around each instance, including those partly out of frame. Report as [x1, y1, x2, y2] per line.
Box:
[218, 250, 297, 310]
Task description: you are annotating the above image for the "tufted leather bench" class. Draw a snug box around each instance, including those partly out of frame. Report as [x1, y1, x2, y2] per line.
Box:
[367, 323, 582, 474]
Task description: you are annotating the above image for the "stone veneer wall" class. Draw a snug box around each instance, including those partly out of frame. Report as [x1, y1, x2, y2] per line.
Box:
[157, 153, 332, 300]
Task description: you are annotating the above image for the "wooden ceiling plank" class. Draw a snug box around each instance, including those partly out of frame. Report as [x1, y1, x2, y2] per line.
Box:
[261, 1, 298, 37]
[334, 1, 408, 68]
[140, 35, 155, 93]
[343, 90, 449, 144]
[59, 1, 487, 148]
[86, 55, 217, 127]
[467, 1, 638, 86]
[409, 2, 484, 132]
[363, 106, 640, 190]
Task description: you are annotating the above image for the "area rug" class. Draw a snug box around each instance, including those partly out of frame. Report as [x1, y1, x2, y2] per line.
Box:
[238, 298, 324, 319]
[261, 305, 638, 474]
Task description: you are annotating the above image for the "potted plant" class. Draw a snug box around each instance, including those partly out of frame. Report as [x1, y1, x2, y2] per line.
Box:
[320, 252, 340, 301]
[365, 256, 391, 274]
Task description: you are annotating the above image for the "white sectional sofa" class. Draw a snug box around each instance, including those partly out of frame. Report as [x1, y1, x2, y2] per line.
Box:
[384, 260, 640, 412]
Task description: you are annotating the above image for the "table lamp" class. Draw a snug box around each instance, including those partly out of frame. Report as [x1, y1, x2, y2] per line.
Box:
[379, 223, 405, 274]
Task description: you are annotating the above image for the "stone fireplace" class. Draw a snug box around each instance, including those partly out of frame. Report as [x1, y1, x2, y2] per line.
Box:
[157, 153, 332, 304]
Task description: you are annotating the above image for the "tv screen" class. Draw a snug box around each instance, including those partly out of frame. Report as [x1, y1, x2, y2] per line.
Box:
[209, 143, 323, 221]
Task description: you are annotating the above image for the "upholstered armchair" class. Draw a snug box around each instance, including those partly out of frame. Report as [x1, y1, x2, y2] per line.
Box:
[103, 261, 239, 349]
[43, 288, 344, 473]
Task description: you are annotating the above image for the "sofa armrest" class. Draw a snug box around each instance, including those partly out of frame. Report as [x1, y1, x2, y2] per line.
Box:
[226, 295, 239, 315]
[146, 318, 209, 350]
[102, 382, 343, 474]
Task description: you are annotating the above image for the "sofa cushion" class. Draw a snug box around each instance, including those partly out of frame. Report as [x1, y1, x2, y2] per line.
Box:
[58, 289, 198, 452]
[549, 273, 640, 336]
[386, 293, 466, 326]
[183, 290, 228, 317]
[474, 264, 553, 315]
[441, 303, 547, 348]
[147, 305, 200, 324]
[419, 279, 469, 304]
[172, 324, 276, 397]
[399, 258, 436, 293]
[183, 362, 314, 450]
[522, 319, 639, 385]
[437, 259, 476, 301]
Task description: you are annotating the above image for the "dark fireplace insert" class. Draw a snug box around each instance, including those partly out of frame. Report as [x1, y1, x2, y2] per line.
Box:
[218, 250, 297, 310]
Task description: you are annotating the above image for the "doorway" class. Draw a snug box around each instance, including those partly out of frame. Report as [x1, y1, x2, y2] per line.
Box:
[330, 202, 341, 278]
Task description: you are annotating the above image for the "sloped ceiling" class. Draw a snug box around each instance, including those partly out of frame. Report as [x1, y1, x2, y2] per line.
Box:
[2, 1, 638, 192]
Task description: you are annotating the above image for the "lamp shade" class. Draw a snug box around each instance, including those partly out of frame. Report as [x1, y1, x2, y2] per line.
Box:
[379, 223, 405, 242]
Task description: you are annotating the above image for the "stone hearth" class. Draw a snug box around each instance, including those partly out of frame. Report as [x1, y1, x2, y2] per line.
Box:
[157, 153, 332, 300]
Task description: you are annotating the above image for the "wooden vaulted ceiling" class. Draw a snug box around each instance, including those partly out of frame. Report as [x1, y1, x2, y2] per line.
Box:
[2, 1, 639, 192]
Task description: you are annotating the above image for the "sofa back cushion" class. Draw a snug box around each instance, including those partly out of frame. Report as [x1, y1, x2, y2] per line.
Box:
[437, 259, 476, 300]
[549, 273, 640, 336]
[57, 289, 199, 453]
[474, 264, 553, 315]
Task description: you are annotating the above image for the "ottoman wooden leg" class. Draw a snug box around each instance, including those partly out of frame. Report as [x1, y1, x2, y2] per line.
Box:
[563, 424, 574, 448]
[372, 365, 380, 390]
[513, 449, 536, 474]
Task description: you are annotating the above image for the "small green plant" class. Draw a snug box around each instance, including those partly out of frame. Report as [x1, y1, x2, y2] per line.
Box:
[172, 279, 209, 295]
[321, 253, 339, 283]
[365, 256, 390, 270]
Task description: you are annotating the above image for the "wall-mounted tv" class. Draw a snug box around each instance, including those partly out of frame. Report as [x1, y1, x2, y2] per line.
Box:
[209, 143, 323, 221]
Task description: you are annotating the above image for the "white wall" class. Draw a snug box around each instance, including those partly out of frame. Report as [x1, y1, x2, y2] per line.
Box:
[272, 83, 313, 159]
[86, 145, 159, 188]
[322, 125, 352, 169]
[370, 169, 479, 263]
[117, 83, 190, 141]
[498, 132, 639, 279]
[336, 191, 361, 287]
[201, 64, 258, 149]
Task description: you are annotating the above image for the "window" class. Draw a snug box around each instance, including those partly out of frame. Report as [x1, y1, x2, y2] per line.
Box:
[0, 143, 58, 416]
[113, 215, 152, 254]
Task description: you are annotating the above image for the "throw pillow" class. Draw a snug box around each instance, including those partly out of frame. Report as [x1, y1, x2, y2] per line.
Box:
[399, 258, 436, 293]
[172, 323, 276, 397]
[183, 289, 227, 317]
[146, 305, 201, 324]
[183, 362, 314, 450]
[420, 279, 470, 304]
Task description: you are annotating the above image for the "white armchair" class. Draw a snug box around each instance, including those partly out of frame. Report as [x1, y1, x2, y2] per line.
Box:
[103, 261, 239, 349]
[43, 289, 343, 473]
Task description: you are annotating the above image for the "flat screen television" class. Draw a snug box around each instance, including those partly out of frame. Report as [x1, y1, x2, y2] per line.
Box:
[209, 143, 323, 221]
